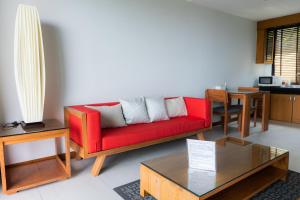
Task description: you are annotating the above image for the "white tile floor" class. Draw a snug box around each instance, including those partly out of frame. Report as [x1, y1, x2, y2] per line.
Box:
[1, 122, 300, 200]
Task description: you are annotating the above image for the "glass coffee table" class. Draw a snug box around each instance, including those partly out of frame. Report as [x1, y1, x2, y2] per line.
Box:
[140, 137, 289, 200]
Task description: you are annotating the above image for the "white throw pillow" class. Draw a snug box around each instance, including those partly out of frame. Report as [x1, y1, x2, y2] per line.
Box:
[85, 104, 126, 128]
[145, 97, 169, 122]
[165, 97, 188, 118]
[120, 97, 150, 124]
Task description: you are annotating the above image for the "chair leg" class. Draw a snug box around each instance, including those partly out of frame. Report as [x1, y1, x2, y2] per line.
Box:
[253, 109, 257, 127]
[224, 115, 228, 135]
[236, 114, 239, 129]
[91, 155, 106, 176]
[197, 132, 205, 140]
[238, 114, 242, 132]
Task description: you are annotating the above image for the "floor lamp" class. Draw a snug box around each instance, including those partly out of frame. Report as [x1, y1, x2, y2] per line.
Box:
[14, 4, 46, 128]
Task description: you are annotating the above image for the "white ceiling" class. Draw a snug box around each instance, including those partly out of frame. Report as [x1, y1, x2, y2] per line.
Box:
[190, 0, 300, 21]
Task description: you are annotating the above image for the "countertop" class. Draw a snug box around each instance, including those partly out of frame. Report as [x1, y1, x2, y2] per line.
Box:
[259, 86, 300, 95]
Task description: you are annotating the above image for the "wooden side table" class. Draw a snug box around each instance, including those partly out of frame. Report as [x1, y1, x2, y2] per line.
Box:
[0, 119, 71, 195]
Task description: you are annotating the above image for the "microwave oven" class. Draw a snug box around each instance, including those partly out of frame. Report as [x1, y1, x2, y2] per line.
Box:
[258, 76, 282, 86]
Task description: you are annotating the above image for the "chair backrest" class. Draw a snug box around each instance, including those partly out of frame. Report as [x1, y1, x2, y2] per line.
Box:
[238, 87, 259, 92]
[205, 89, 228, 104]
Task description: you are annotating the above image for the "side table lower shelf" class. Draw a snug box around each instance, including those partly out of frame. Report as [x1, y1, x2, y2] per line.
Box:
[5, 156, 70, 194]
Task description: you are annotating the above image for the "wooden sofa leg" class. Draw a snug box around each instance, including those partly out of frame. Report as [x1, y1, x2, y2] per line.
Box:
[75, 152, 82, 160]
[91, 155, 106, 176]
[73, 145, 82, 160]
[197, 132, 205, 140]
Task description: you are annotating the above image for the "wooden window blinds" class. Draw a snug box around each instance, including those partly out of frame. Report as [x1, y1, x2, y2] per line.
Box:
[266, 25, 300, 83]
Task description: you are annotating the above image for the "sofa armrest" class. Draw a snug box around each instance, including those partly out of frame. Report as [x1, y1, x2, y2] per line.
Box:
[64, 106, 102, 155]
[184, 97, 212, 128]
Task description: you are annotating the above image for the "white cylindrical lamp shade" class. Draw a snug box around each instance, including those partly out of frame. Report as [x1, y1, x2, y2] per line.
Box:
[14, 4, 46, 123]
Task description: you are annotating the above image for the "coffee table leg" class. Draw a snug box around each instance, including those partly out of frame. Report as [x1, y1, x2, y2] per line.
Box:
[280, 156, 289, 181]
[140, 166, 147, 197]
[272, 155, 289, 181]
[140, 179, 149, 197]
[140, 188, 147, 197]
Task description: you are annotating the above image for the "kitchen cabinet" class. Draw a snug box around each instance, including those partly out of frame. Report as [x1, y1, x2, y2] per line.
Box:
[270, 94, 300, 123]
[292, 95, 300, 123]
[270, 94, 293, 122]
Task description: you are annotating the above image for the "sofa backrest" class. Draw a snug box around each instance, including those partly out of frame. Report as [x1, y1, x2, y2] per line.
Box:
[74, 97, 179, 108]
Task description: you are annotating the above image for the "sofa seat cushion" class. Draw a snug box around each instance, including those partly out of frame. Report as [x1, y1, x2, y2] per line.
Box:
[101, 117, 205, 150]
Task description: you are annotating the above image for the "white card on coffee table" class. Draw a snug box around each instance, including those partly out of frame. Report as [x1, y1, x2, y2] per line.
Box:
[187, 139, 216, 171]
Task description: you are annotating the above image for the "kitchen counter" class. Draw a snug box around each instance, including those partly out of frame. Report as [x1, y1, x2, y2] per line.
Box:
[259, 86, 300, 94]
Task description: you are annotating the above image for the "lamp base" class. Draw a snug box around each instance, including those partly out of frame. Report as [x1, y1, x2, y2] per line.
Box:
[21, 121, 45, 129]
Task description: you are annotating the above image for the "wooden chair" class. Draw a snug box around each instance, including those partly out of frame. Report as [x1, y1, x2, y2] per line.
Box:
[206, 89, 243, 135]
[238, 87, 260, 127]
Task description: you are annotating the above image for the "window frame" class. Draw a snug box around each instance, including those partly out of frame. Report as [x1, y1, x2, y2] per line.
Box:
[268, 24, 300, 84]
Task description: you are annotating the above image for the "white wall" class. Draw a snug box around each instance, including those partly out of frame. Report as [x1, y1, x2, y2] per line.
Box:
[0, 0, 266, 163]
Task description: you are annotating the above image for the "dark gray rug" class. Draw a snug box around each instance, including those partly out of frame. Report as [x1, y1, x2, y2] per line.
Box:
[114, 171, 300, 200]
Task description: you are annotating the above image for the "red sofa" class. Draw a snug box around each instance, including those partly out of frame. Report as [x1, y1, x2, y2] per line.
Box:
[64, 97, 211, 176]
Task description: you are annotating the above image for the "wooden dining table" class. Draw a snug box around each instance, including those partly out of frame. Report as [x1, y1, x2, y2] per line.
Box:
[228, 90, 270, 138]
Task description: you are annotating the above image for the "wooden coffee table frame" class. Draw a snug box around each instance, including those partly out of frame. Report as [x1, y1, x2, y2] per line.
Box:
[0, 128, 71, 195]
[140, 150, 289, 200]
